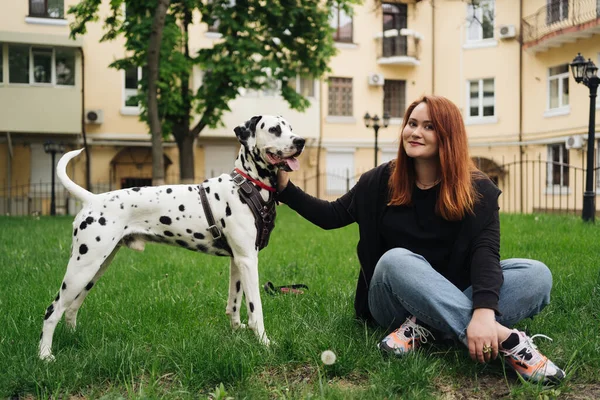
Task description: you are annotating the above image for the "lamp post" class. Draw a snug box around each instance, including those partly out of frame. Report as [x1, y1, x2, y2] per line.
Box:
[570, 53, 600, 223]
[363, 112, 390, 167]
[44, 141, 65, 216]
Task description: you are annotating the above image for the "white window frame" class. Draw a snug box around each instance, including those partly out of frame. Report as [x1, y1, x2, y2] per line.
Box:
[466, 0, 495, 43]
[121, 66, 143, 115]
[326, 149, 355, 195]
[546, 64, 570, 115]
[5, 44, 75, 87]
[465, 78, 497, 125]
[546, 143, 570, 195]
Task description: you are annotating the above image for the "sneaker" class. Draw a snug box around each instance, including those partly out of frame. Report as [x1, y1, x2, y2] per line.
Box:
[500, 330, 565, 385]
[377, 316, 433, 356]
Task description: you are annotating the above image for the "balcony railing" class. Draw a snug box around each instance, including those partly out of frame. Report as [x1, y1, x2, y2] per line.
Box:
[29, 0, 64, 19]
[523, 0, 600, 44]
[374, 29, 421, 66]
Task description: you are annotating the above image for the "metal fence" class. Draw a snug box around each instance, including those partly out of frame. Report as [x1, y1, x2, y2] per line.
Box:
[1, 159, 598, 216]
[523, 0, 600, 43]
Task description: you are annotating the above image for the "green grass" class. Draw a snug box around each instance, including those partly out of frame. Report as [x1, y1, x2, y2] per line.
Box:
[1, 208, 599, 399]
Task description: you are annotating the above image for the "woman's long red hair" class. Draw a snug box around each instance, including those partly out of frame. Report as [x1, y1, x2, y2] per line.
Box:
[388, 95, 478, 221]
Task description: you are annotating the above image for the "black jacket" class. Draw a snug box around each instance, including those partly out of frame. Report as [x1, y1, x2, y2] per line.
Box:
[278, 162, 502, 322]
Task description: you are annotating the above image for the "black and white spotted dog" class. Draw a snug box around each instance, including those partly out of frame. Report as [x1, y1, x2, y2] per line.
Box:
[39, 115, 304, 360]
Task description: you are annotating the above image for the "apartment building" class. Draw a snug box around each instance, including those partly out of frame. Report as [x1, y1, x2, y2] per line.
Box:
[1, 0, 599, 215]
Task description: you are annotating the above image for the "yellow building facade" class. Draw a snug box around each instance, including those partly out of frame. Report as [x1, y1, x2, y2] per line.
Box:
[1, 0, 599, 215]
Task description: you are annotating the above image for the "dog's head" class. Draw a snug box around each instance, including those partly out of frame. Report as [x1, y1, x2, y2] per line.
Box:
[234, 115, 305, 172]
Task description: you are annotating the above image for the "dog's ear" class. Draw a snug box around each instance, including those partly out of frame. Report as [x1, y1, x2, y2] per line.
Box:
[247, 115, 262, 136]
[234, 126, 251, 147]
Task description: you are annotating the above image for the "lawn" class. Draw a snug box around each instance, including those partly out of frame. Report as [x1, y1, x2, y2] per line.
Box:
[1, 208, 599, 399]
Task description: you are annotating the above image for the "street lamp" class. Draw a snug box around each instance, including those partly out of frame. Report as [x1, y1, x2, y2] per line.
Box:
[363, 111, 390, 167]
[44, 141, 65, 216]
[570, 53, 600, 222]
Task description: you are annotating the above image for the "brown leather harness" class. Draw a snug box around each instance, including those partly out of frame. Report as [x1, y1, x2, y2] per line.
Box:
[199, 170, 276, 252]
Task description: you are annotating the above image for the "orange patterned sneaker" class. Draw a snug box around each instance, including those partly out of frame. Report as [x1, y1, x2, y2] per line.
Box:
[377, 316, 433, 356]
[500, 331, 565, 385]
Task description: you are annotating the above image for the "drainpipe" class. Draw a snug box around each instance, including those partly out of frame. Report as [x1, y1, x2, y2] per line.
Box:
[6, 132, 12, 214]
[518, 0, 524, 213]
[316, 78, 323, 198]
[431, 0, 435, 94]
[79, 47, 91, 191]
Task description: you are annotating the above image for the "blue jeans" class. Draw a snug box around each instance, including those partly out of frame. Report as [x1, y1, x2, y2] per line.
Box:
[368, 248, 552, 345]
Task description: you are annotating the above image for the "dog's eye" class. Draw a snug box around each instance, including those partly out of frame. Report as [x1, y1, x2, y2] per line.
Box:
[268, 126, 282, 136]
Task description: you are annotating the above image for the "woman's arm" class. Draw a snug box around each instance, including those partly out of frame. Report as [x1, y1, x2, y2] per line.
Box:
[276, 171, 356, 230]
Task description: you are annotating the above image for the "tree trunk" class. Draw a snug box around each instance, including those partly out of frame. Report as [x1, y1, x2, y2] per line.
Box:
[147, 0, 170, 186]
[177, 131, 196, 184]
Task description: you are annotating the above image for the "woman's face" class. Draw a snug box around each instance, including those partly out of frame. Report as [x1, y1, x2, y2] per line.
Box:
[402, 102, 439, 161]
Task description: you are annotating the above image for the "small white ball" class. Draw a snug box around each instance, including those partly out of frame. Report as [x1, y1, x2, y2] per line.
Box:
[321, 350, 337, 365]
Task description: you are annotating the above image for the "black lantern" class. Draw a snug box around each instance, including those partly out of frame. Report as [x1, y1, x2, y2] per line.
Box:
[364, 112, 390, 167]
[44, 141, 65, 216]
[569, 53, 600, 222]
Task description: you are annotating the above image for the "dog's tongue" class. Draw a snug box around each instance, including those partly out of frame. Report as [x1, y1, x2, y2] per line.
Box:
[286, 157, 300, 171]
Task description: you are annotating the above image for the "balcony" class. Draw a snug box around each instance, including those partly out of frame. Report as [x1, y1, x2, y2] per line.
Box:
[374, 29, 422, 66]
[523, 0, 600, 53]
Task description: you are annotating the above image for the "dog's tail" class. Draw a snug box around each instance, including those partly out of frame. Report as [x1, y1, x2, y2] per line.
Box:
[57, 148, 95, 204]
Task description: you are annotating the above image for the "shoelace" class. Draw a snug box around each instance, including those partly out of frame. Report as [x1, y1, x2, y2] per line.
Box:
[400, 318, 434, 344]
[502, 333, 553, 365]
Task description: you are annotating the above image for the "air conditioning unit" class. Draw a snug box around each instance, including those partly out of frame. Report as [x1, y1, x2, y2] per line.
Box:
[565, 135, 585, 150]
[498, 24, 516, 39]
[368, 73, 385, 86]
[85, 109, 104, 124]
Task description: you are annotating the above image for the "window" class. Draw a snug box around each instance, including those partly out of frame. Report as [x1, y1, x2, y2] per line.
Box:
[326, 151, 354, 195]
[328, 77, 352, 116]
[56, 49, 75, 85]
[383, 80, 406, 119]
[467, 0, 494, 41]
[124, 66, 142, 107]
[547, 144, 569, 189]
[330, 3, 353, 43]
[289, 76, 315, 97]
[0, 43, 3, 84]
[548, 64, 569, 110]
[33, 47, 52, 84]
[8, 45, 30, 84]
[468, 78, 495, 118]
[382, 3, 407, 57]
[29, 0, 64, 19]
[546, 0, 568, 24]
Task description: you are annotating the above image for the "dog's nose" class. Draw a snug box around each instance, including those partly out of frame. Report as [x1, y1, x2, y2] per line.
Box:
[293, 137, 305, 149]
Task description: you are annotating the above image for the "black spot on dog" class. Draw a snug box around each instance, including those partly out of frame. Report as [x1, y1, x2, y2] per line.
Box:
[261, 122, 265, 129]
[44, 304, 54, 320]
[188, 187, 193, 191]
[225, 203, 231, 216]
[99, 217, 106, 226]
[132, 187, 140, 192]
[124, 226, 128, 230]
[281, 120, 286, 125]
[269, 125, 282, 136]
[236, 281, 241, 293]
[215, 193, 220, 201]
[160, 216, 172, 225]
[186, 229, 192, 234]
[221, 218, 226, 228]
[233, 306, 236, 312]
[73, 228, 78, 236]
[176, 240, 188, 247]
[85, 281, 94, 291]
[62, 282, 66, 290]
[234, 298, 236, 304]
[77, 256, 80, 261]
[205, 187, 210, 194]
[249, 302, 255, 312]
[120, 203, 124, 210]
[86, 216, 94, 224]
[218, 178, 222, 182]
[96, 236, 101, 242]
[79, 244, 88, 255]
[164, 231, 174, 237]
[55, 293, 60, 302]
[80, 221, 87, 230]
[196, 244, 208, 252]
[166, 188, 172, 194]
[179, 204, 185, 212]
[193, 232, 205, 240]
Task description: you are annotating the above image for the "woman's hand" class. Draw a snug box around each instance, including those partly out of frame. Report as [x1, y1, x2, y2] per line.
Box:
[277, 170, 290, 193]
[466, 308, 498, 363]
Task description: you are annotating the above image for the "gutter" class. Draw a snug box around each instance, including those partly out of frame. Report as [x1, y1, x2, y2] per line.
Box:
[518, 0, 524, 212]
[79, 47, 91, 191]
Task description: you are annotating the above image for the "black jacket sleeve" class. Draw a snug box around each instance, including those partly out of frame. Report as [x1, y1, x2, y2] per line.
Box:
[276, 181, 356, 229]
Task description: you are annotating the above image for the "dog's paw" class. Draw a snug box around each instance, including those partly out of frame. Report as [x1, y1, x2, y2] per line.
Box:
[39, 352, 56, 362]
[231, 321, 246, 330]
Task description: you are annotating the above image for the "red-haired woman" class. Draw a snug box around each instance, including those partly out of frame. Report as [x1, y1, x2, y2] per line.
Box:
[276, 95, 564, 385]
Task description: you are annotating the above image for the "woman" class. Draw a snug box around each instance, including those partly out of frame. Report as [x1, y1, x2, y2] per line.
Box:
[276, 95, 564, 384]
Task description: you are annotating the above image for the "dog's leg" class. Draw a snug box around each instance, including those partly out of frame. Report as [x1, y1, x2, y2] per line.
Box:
[64, 246, 120, 330]
[39, 248, 117, 360]
[226, 258, 246, 330]
[236, 254, 270, 346]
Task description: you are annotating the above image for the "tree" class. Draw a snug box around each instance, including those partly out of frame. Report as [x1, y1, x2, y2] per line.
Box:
[69, 0, 360, 183]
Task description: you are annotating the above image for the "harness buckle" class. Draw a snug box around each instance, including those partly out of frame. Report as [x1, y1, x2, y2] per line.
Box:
[208, 225, 222, 240]
[232, 173, 246, 186]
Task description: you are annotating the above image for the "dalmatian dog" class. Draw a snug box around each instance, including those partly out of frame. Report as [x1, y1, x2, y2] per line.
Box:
[39, 115, 305, 360]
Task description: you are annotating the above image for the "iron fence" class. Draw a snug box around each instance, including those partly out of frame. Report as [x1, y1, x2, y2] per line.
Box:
[2, 159, 599, 216]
